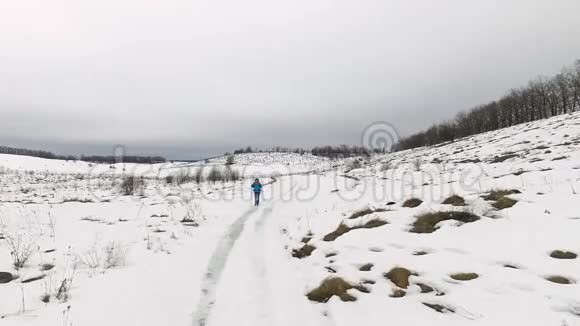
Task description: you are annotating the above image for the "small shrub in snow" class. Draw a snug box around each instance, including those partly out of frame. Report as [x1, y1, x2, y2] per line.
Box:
[79, 246, 101, 272]
[79, 241, 126, 272]
[224, 167, 240, 182]
[103, 241, 126, 269]
[165, 175, 174, 184]
[181, 198, 202, 226]
[55, 278, 71, 302]
[193, 168, 204, 183]
[120, 175, 144, 195]
[175, 169, 193, 185]
[345, 161, 362, 172]
[207, 167, 224, 183]
[40, 293, 50, 303]
[379, 162, 391, 172]
[54, 262, 78, 303]
[5, 234, 36, 270]
[225, 155, 235, 165]
[413, 158, 422, 171]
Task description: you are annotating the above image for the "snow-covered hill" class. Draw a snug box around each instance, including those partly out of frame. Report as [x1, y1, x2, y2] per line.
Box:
[287, 112, 580, 326]
[0, 112, 579, 326]
[208, 152, 333, 174]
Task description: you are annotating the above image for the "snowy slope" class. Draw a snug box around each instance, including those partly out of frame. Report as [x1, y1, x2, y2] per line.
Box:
[212, 152, 331, 170]
[208, 152, 332, 176]
[285, 112, 580, 326]
[1, 112, 579, 326]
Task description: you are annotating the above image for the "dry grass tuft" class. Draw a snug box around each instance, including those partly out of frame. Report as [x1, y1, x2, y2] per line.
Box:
[410, 211, 479, 233]
[492, 197, 518, 210]
[416, 283, 434, 293]
[359, 263, 374, 272]
[292, 244, 316, 259]
[0, 272, 15, 284]
[482, 189, 520, 201]
[402, 198, 423, 208]
[323, 218, 388, 241]
[450, 272, 479, 281]
[323, 224, 351, 241]
[348, 207, 387, 220]
[349, 207, 374, 219]
[442, 195, 466, 206]
[490, 153, 519, 163]
[41, 263, 55, 271]
[391, 289, 406, 298]
[120, 175, 145, 196]
[385, 267, 414, 289]
[549, 250, 577, 259]
[22, 275, 45, 283]
[306, 277, 368, 303]
[546, 276, 572, 284]
[362, 219, 389, 229]
[423, 303, 455, 313]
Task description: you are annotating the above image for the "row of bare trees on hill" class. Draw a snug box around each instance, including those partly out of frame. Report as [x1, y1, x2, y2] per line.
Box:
[394, 59, 580, 151]
[0, 145, 166, 164]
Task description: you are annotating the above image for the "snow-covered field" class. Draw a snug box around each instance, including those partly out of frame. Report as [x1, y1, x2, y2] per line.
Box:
[1, 112, 580, 326]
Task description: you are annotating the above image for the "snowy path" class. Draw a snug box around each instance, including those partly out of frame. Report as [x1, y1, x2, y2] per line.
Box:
[193, 207, 258, 326]
[194, 177, 330, 326]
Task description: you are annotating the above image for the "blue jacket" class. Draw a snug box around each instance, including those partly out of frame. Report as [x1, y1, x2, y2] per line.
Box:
[251, 182, 263, 193]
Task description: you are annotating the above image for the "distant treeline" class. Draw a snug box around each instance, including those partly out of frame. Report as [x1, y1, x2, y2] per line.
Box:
[311, 145, 383, 159]
[232, 146, 307, 155]
[79, 155, 166, 164]
[394, 59, 580, 151]
[0, 145, 166, 164]
[0, 145, 77, 161]
[230, 145, 383, 159]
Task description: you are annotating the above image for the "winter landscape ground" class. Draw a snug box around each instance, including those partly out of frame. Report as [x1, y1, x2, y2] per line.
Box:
[1, 112, 580, 326]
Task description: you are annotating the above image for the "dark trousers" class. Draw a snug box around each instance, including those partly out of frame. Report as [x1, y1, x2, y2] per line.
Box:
[254, 192, 261, 206]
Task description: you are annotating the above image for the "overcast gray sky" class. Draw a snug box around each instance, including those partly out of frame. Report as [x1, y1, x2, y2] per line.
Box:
[1, 0, 580, 159]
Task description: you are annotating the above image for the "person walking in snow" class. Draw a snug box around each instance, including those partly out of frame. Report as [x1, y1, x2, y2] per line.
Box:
[251, 178, 263, 206]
